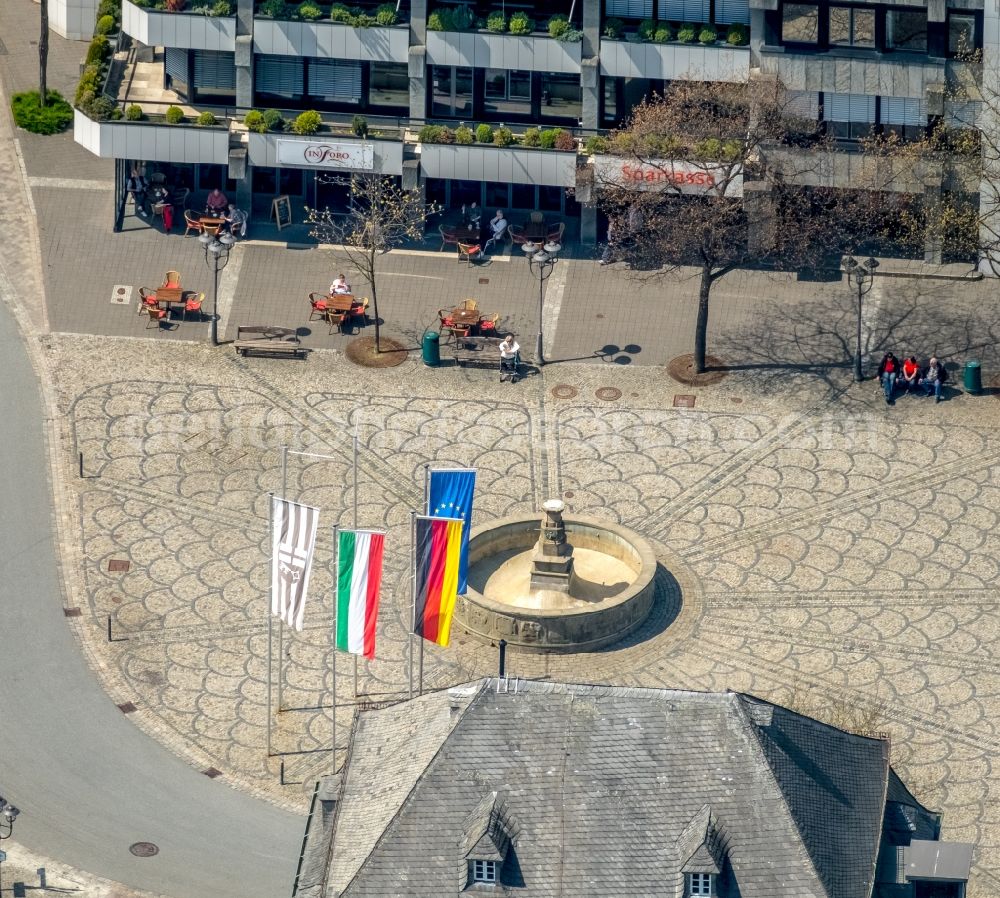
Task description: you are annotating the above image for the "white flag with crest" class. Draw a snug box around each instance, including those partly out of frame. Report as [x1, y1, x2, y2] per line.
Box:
[271, 497, 319, 631]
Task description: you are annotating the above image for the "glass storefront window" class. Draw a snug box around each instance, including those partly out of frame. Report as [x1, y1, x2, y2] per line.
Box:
[539, 185, 563, 212]
[948, 13, 976, 55]
[485, 69, 531, 118]
[451, 180, 481, 208]
[540, 73, 581, 122]
[485, 182, 509, 209]
[829, 7, 874, 46]
[511, 184, 535, 210]
[370, 63, 408, 109]
[602, 78, 618, 125]
[431, 66, 472, 118]
[782, 4, 819, 43]
[887, 10, 927, 51]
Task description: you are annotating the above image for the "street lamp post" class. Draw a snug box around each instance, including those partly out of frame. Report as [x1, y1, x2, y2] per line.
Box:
[842, 255, 879, 382]
[199, 231, 235, 346]
[0, 796, 20, 897]
[522, 240, 561, 367]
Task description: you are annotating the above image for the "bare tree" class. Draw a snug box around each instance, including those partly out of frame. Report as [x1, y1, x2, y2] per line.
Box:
[306, 173, 436, 353]
[594, 79, 828, 373]
[39, 0, 49, 108]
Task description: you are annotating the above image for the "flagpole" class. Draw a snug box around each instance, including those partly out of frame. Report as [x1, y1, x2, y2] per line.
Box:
[353, 419, 360, 702]
[408, 511, 415, 700]
[277, 446, 288, 715]
[266, 492, 274, 757]
[331, 525, 338, 772]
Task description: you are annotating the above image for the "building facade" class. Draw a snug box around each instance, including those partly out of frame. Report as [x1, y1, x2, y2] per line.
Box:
[72, 0, 989, 246]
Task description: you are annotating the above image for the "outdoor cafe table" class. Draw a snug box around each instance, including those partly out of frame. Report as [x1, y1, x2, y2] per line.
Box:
[524, 220, 548, 239]
[450, 307, 481, 329]
[454, 226, 480, 244]
[154, 286, 184, 310]
[200, 216, 225, 235]
[326, 294, 355, 313]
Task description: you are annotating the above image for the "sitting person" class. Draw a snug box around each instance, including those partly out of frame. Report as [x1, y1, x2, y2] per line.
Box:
[224, 204, 247, 238]
[462, 202, 480, 230]
[919, 356, 948, 402]
[498, 333, 520, 382]
[205, 188, 228, 215]
[329, 273, 352, 295]
[127, 169, 149, 217]
[900, 355, 920, 392]
[484, 210, 508, 252]
[877, 352, 900, 405]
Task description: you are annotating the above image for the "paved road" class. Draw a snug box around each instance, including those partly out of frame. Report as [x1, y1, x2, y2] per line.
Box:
[0, 298, 303, 898]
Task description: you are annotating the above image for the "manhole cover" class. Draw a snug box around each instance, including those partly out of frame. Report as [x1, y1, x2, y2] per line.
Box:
[111, 595, 123, 604]
[551, 384, 578, 399]
[129, 842, 159, 858]
[63, 607, 82, 617]
[117, 702, 138, 714]
[107, 559, 131, 573]
[564, 490, 575, 498]
[111, 285, 132, 306]
[673, 394, 696, 408]
[731, 397, 743, 404]
[203, 767, 222, 778]
[596, 387, 622, 401]
[478, 278, 489, 284]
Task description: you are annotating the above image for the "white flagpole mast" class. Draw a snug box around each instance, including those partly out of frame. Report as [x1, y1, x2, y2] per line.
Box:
[331, 525, 338, 771]
[419, 468, 429, 697]
[353, 418, 359, 700]
[277, 446, 288, 715]
[408, 511, 415, 699]
[266, 492, 274, 757]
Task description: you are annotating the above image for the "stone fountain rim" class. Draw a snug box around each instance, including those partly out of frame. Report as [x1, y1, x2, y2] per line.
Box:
[466, 513, 658, 621]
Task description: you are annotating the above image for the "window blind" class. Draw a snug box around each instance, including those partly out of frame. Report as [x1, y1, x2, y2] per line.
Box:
[165, 47, 188, 83]
[825, 93, 875, 123]
[714, 0, 750, 25]
[192, 51, 235, 89]
[607, 0, 653, 17]
[882, 96, 926, 126]
[255, 55, 304, 95]
[785, 90, 819, 120]
[308, 61, 363, 101]
[660, 0, 711, 21]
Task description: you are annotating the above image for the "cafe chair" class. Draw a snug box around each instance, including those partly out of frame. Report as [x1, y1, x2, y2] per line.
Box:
[171, 187, 190, 209]
[460, 299, 479, 311]
[163, 271, 181, 288]
[438, 308, 455, 328]
[150, 172, 167, 186]
[324, 307, 349, 335]
[183, 291, 205, 321]
[439, 225, 458, 252]
[478, 313, 500, 333]
[309, 292, 329, 322]
[145, 306, 169, 329]
[509, 224, 530, 246]
[457, 242, 481, 265]
[183, 209, 204, 238]
[529, 211, 544, 224]
[350, 297, 369, 326]
[137, 286, 158, 315]
[546, 222, 566, 243]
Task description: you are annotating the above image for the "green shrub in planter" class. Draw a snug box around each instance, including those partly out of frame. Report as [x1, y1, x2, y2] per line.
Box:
[418, 124, 454, 143]
[494, 126, 513, 147]
[197, 110, 217, 125]
[695, 137, 722, 159]
[165, 105, 185, 124]
[291, 109, 322, 134]
[486, 10, 506, 32]
[81, 93, 120, 120]
[455, 125, 474, 144]
[352, 114, 368, 136]
[328, 2, 352, 21]
[98, 0, 120, 19]
[259, 0, 287, 16]
[75, 64, 101, 104]
[95, 14, 116, 34]
[125, 103, 144, 120]
[263, 108, 285, 131]
[297, 1, 323, 19]
[677, 22, 696, 42]
[11, 90, 74, 134]
[452, 5, 474, 29]
[548, 14, 569, 37]
[244, 110, 267, 132]
[637, 18, 657, 40]
[539, 128, 558, 149]
[86, 36, 110, 65]
[722, 138, 742, 161]
[508, 10, 533, 33]
[654, 24, 673, 42]
[356, 12, 377, 25]
[375, 3, 397, 25]
[698, 24, 717, 43]
[553, 129, 575, 151]
[604, 16, 624, 38]
[475, 123, 494, 144]
[210, 0, 233, 13]
[426, 9, 450, 29]
[584, 135, 608, 155]
[726, 23, 748, 44]
[522, 126, 541, 147]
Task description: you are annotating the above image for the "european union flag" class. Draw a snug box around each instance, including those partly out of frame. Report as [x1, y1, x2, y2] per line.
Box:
[428, 468, 476, 594]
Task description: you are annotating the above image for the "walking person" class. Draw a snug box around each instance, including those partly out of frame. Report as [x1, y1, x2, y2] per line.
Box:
[878, 352, 900, 405]
[919, 356, 947, 402]
[127, 168, 149, 217]
[499, 333, 520, 383]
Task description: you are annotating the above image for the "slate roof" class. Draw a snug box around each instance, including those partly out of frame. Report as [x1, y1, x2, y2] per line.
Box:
[322, 680, 893, 898]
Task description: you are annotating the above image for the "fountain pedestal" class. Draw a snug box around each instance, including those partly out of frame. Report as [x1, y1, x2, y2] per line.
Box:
[529, 499, 575, 593]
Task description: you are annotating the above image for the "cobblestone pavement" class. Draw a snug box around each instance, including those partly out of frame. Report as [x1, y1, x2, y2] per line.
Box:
[40, 325, 1000, 895]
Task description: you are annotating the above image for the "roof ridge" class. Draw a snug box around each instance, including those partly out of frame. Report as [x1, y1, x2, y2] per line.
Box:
[866, 740, 892, 898]
[730, 694, 831, 898]
[321, 705, 362, 898]
[338, 681, 488, 898]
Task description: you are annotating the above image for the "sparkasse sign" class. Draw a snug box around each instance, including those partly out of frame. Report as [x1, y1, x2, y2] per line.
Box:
[276, 139, 375, 171]
[593, 156, 743, 197]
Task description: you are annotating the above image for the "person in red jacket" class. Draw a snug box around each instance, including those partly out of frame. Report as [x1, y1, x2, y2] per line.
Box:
[900, 356, 920, 393]
[877, 352, 900, 405]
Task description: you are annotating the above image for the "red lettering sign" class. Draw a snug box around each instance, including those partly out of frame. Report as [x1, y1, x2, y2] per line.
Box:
[303, 145, 352, 164]
[620, 162, 718, 188]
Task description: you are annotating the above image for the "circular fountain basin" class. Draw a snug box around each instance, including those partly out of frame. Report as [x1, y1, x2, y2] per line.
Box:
[456, 514, 657, 653]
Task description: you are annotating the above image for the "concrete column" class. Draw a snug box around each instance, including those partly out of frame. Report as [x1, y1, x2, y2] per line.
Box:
[979, 0, 1000, 274]
[408, 0, 427, 124]
[580, 205, 598, 245]
[581, 0, 601, 131]
[48, 0, 99, 40]
[235, 0, 254, 108]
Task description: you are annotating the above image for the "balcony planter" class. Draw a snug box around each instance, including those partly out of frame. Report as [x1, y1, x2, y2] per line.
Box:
[425, 30, 581, 74]
[73, 107, 231, 163]
[599, 38, 749, 82]
[247, 131, 404, 174]
[122, 0, 236, 50]
[419, 142, 578, 187]
[252, 18, 408, 62]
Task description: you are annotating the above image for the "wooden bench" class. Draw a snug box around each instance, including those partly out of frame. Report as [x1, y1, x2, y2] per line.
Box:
[449, 335, 506, 367]
[234, 326, 307, 358]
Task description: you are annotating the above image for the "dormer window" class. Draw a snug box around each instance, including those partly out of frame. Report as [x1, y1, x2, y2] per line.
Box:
[688, 872, 714, 896]
[472, 860, 498, 883]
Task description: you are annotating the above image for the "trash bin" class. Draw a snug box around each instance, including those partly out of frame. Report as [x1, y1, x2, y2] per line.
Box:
[422, 329, 440, 367]
[964, 359, 982, 395]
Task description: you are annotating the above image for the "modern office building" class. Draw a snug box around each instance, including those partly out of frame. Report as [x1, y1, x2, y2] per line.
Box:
[70, 0, 989, 246]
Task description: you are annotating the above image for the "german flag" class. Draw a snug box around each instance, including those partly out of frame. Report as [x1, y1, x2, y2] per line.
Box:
[413, 516, 464, 647]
